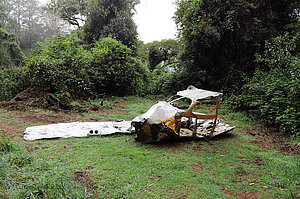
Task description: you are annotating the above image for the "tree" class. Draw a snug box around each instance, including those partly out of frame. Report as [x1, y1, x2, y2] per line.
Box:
[40, 10, 72, 41]
[174, 0, 298, 92]
[46, 0, 139, 50]
[0, 27, 25, 66]
[143, 39, 179, 71]
[18, 0, 42, 50]
[1, 0, 71, 52]
[229, 33, 300, 135]
[84, 0, 139, 51]
[0, 0, 12, 27]
[46, 0, 88, 28]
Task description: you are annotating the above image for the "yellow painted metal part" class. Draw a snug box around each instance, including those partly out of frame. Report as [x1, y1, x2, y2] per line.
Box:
[174, 99, 220, 136]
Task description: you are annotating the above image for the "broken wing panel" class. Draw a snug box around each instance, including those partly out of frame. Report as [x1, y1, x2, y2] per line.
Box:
[176, 85, 223, 101]
[24, 121, 132, 140]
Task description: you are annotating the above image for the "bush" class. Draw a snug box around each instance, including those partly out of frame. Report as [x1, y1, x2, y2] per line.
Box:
[28, 33, 93, 99]
[0, 65, 28, 101]
[88, 37, 149, 96]
[228, 33, 300, 135]
[147, 65, 175, 95]
[27, 34, 149, 98]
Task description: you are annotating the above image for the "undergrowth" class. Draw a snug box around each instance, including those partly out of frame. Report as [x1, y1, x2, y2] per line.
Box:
[0, 136, 88, 198]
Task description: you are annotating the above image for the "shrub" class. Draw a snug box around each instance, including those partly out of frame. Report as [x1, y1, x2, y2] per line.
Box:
[28, 34, 93, 99]
[147, 65, 175, 95]
[228, 33, 300, 135]
[0, 65, 28, 101]
[27, 35, 149, 98]
[88, 37, 149, 96]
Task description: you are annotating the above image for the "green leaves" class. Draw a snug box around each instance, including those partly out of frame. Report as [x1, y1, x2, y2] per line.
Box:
[83, 0, 139, 51]
[229, 33, 300, 135]
[174, 0, 298, 92]
[27, 34, 148, 98]
[0, 65, 28, 101]
[89, 37, 148, 96]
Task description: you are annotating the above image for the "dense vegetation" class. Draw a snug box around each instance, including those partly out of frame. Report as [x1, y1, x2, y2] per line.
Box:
[0, 0, 299, 136]
[28, 33, 148, 98]
[0, 28, 24, 66]
[229, 33, 300, 136]
[172, 0, 299, 136]
[173, 0, 298, 92]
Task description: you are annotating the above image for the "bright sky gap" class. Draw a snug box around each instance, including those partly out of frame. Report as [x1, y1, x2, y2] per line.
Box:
[38, 0, 177, 43]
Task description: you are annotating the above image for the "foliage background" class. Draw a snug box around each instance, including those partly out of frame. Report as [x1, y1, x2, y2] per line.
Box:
[28, 33, 148, 98]
[228, 33, 300, 136]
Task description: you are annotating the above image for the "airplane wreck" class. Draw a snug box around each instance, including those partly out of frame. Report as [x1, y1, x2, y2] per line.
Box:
[132, 85, 235, 143]
[24, 86, 234, 142]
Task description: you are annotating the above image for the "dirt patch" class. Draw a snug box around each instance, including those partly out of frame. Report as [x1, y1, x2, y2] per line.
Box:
[0, 122, 23, 137]
[112, 100, 129, 115]
[162, 188, 189, 199]
[167, 148, 181, 154]
[73, 171, 96, 189]
[0, 87, 69, 110]
[242, 157, 264, 168]
[190, 163, 203, 172]
[225, 190, 258, 199]
[73, 171, 106, 198]
[243, 125, 299, 155]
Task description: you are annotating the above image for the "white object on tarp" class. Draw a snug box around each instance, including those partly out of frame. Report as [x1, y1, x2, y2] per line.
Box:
[24, 121, 132, 141]
[132, 101, 180, 124]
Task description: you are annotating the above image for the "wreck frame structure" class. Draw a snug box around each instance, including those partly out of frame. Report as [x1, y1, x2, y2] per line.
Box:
[132, 86, 234, 143]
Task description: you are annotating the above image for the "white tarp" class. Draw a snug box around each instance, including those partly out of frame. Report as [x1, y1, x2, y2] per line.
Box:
[24, 121, 132, 141]
[132, 101, 180, 124]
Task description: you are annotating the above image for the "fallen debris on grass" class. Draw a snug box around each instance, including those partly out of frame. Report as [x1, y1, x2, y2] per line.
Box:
[132, 86, 235, 143]
[24, 86, 235, 142]
[24, 121, 131, 140]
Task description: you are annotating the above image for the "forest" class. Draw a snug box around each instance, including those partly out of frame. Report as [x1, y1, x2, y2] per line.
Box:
[0, 0, 299, 198]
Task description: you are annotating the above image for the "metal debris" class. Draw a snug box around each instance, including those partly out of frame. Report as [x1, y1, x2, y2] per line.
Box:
[24, 121, 131, 140]
[24, 86, 234, 142]
[132, 85, 235, 143]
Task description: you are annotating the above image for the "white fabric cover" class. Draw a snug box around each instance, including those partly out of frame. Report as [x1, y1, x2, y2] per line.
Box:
[132, 101, 180, 124]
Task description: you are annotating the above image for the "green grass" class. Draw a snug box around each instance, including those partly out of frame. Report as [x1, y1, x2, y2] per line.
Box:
[0, 97, 299, 198]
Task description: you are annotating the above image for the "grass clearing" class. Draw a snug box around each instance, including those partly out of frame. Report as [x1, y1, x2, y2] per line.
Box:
[0, 96, 299, 198]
